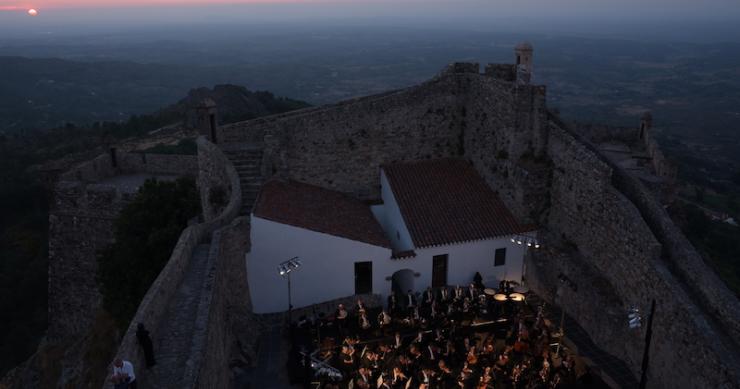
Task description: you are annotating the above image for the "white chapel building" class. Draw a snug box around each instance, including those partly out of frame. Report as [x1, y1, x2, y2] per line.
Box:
[246, 158, 534, 313]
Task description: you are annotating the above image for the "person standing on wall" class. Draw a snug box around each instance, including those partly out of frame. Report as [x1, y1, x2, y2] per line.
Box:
[136, 323, 157, 368]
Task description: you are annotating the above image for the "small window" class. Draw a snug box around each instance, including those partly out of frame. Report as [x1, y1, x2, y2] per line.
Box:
[396, 230, 400, 240]
[494, 248, 506, 267]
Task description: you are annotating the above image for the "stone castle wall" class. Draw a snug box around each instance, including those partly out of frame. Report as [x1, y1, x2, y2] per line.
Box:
[208, 63, 740, 387]
[194, 216, 252, 389]
[106, 137, 242, 388]
[542, 122, 740, 388]
[48, 151, 197, 340]
[218, 65, 549, 225]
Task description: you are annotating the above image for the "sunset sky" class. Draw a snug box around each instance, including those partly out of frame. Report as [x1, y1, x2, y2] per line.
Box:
[1, 0, 739, 36]
[1, 0, 739, 16]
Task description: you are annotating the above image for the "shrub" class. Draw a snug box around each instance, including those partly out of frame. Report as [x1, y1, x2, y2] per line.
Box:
[97, 177, 200, 328]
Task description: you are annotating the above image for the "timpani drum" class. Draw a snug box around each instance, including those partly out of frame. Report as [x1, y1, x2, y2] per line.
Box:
[493, 293, 508, 302]
[484, 288, 497, 296]
[509, 293, 525, 302]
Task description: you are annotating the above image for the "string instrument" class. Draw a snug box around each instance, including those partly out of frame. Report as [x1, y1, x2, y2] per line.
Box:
[550, 373, 562, 388]
[360, 314, 371, 330]
[466, 348, 478, 365]
[514, 338, 528, 353]
[539, 361, 550, 383]
[511, 364, 522, 385]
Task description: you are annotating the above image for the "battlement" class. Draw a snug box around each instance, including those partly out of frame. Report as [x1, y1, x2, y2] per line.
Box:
[484, 63, 516, 82]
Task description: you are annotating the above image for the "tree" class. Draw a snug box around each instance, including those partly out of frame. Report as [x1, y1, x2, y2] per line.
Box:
[97, 177, 200, 328]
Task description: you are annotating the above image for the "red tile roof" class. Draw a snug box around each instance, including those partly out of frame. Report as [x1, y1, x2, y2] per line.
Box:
[382, 158, 525, 248]
[253, 180, 392, 248]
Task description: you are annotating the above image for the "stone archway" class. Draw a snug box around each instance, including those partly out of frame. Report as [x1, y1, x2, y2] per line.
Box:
[391, 269, 415, 295]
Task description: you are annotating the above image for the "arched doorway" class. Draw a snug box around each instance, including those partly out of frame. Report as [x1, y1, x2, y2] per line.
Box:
[391, 269, 415, 295]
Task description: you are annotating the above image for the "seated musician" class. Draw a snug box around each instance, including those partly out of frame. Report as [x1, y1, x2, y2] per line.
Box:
[340, 345, 354, 369]
[359, 311, 371, 331]
[336, 304, 348, 334]
[388, 293, 398, 315]
[423, 287, 435, 305]
[356, 298, 366, 315]
[393, 332, 403, 349]
[355, 367, 372, 389]
[466, 345, 479, 366]
[391, 366, 408, 388]
[438, 285, 450, 302]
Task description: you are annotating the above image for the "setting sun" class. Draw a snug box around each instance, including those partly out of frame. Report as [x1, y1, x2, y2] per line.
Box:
[27, 8, 38, 16]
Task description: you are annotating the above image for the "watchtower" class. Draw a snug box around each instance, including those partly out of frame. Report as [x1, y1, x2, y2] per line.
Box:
[639, 111, 653, 141]
[515, 42, 534, 85]
[194, 98, 219, 144]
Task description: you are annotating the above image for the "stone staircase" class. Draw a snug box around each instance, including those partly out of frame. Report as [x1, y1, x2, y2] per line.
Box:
[223, 147, 264, 215]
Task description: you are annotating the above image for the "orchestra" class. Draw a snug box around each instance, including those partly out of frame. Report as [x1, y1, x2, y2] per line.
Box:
[295, 280, 579, 389]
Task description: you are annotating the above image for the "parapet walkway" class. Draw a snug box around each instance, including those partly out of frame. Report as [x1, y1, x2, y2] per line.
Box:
[139, 243, 212, 389]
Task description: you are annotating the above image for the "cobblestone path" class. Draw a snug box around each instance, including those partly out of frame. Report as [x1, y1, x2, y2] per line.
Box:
[139, 243, 212, 389]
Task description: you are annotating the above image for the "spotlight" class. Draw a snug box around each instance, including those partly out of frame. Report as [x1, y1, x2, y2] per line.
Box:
[535, 243, 541, 249]
[511, 237, 516, 243]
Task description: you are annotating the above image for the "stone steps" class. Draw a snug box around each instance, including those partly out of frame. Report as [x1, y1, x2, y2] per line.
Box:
[223, 147, 264, 216]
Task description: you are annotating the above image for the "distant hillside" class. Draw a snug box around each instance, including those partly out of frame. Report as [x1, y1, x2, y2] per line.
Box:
[165, 84, 310, 125]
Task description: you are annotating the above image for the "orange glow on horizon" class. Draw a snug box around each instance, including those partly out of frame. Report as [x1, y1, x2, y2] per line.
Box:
[0, 0, 330, 11]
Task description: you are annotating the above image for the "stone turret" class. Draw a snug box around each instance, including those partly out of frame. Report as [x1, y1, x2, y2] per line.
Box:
[639, 111, 653, 140]
[194, 98, 219, 144]
[515, 42, 534, 85]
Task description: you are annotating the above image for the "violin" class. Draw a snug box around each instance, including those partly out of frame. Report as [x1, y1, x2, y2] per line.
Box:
[466, 349, 478, 365]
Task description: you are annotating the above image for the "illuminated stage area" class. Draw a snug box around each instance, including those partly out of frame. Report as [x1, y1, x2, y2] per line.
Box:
[285, 281, 611, 389]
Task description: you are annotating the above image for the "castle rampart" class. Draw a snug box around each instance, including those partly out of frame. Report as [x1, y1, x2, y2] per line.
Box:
[34, 47, 734, 388]
[542, 117, 740, 388]
[48, 151, 197, 340]
[105, 137, 242, 388]
[203, 58, 740, 387]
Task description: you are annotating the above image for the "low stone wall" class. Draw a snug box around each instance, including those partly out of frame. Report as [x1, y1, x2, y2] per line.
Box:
[193, 216, 252, 389]
[289, 294, 384, 321]
[59, 151, 196, 183]
[570, 122, 637, 146]
[198, 137, 239, 221]
[118, 153, 198, 176]
[104, 138, 241, 388]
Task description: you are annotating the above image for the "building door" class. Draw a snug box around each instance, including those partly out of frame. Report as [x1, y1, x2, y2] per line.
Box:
[355, 261, 373, 294]
[391, 269, 415, 295]
[432, 254, 448, 287]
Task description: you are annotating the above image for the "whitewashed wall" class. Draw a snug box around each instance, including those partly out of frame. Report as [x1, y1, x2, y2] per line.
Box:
[247, 216, 392, 313]
[371, 170, 414, 251]
[371, 237, 527, 298]
[248, 218, 529, 313]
